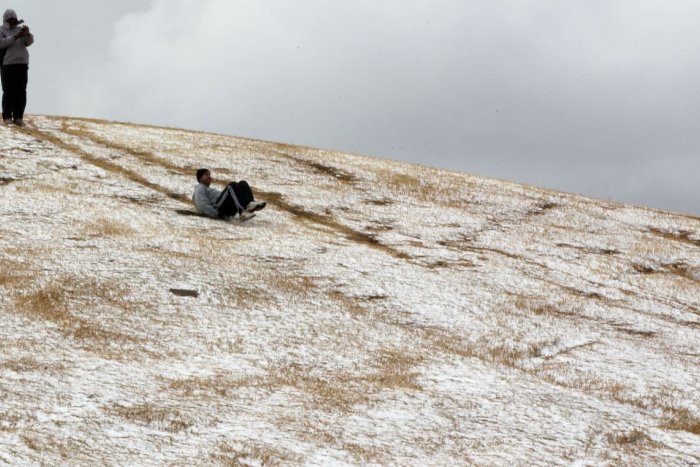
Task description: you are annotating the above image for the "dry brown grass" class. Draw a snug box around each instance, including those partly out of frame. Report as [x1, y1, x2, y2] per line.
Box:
[265, 364, 370, 411]
[514, 293, 597, 320]
[15, 182, 79, 196]
[533, 303, 566, 316]
[343, 443, 388, 465]
[303, 161, 359, 183]
[175, 347, 423, 415]
[535, 370, 628, 394]
[425, 326, 552, 369]
[648, 227, 700, 248]
[166, 374, 260, 398]
[382, 172, 434, 202]
[211, 441, 302, 466]
[0, 258, 27, 286]
[136, 244, 197, 262]
[0, 356, 45, 373]
[532, 370, 695, 427]
[428, 331, 481, 361]
[80, 218, 136, 238]
[16, 284, 72, 323]
[109, 403, 192, 432]
[375, 169, 479, 210]
[365, 349, 424, 391]
[532, 368, 700, 437]
[0, 413, 23, 433]
[483, 340, 554, 367]
[327, 290, 371, 316]
[662, 408, 700, 435]
[606, 429, 662, 451]
[269, 273, 317, 296]
[664, 261, 700, 283]
[20, 435, 41, 452]
[13, 278, 143, 359]
[168, 360, 411, 414]
[4, 419, 93, 461]
[270, 141, 306, 154]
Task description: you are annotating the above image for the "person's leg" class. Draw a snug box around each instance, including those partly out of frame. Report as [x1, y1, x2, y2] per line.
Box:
[4, 65, 25, 122]
[229, 181, 254, 209]
[216, 196, 235, 217]
[11, 64, 27, 121]
[1, 65, 12, 121]
[232, 180, 266, 212]
[215, 185, 244, 217]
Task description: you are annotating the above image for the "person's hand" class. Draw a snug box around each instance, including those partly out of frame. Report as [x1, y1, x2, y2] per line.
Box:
[16, 26, 29, 39]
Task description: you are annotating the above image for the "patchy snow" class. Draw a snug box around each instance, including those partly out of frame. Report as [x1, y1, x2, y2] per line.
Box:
[0, 115, 699, 465]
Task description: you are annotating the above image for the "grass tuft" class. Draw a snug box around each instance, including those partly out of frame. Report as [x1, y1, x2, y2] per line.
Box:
[265, 364, 370, 411]
[0, 258, 27, 286]
[606, 429, 662, 451]
[212, 442, 301, 466]
[365, 349, 424, 391]
[81, 218, 136, 238]
[13, 279, 142, 359]
[662, 408, 700, 435]
[109, 403, 193, 432]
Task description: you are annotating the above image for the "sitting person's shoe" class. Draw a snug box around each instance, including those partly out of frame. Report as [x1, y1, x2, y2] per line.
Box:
[239, 211, 256, 222]
[245, 201, 267, 212]
[12, 118, 24, 126]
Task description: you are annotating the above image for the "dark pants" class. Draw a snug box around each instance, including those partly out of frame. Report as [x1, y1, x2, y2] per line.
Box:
[215, 180, 255, 218]
[2, 64, 28, 121]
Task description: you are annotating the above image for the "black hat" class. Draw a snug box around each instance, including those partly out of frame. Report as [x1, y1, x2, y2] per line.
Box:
[196, 168, 210, 182]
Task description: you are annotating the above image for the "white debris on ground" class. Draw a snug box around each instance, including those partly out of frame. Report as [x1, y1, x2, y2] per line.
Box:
[0, 115, 699, 465]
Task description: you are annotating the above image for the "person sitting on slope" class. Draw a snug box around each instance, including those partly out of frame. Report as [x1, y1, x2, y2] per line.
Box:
[192, 168, 266, 222]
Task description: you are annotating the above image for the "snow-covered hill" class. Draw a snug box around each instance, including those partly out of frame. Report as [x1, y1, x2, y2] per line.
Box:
[1, 116, 699, 465]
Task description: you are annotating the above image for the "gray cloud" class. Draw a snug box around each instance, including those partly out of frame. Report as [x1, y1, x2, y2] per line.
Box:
[13, 0, 700, 215]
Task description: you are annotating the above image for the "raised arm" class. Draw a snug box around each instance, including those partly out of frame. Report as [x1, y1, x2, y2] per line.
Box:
[23, 29, 33, 47]
[0, 27, 31, 49]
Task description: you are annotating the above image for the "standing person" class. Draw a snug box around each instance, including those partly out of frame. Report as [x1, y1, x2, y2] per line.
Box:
[192, 168, 266, 222]
[0, 9, 33, 126]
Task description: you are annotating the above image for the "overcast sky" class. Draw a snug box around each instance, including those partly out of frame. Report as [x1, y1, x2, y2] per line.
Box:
[10, 0, 700, 215]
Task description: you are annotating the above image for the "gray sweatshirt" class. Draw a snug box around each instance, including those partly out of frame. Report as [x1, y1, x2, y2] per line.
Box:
[192, 183, 221, 218]
[0, 10, 34, 65]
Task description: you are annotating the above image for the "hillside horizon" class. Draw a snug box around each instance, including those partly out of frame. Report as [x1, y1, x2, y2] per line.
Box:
[1, 115, 699, 465]
[30, 114, 700, 220]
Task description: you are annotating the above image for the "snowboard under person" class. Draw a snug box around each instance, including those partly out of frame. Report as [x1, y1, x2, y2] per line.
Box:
[0, 9, 33, 126]
[192, 168, 266, 222]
